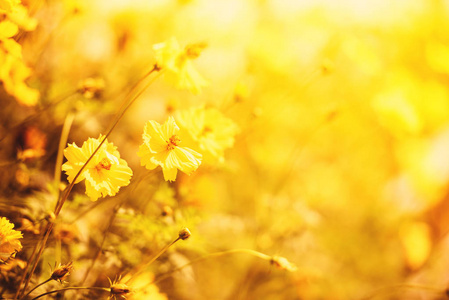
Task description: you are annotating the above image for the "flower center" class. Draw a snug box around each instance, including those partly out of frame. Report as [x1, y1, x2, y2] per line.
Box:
[201, 126, 212, 136]
[184, 42, 207, 59]
[95, 158, 112, 171]
[167, 135, 181, 150]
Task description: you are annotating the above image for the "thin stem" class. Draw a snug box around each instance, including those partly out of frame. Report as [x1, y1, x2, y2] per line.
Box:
[54, 112, 75, 188]
[20, 278, 52, 300]
[30, 286, 110, 300]
[152, 249, 271, 285]
[126, 237, 181, 284]
[360, 284, 444, 300]
[17, 66, 160, 298]
[80, 204, 121, 285]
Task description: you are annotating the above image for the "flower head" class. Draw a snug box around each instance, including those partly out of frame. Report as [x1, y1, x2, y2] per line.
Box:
[51, 261, 73, 283]
[110, 282, 132, 299]
[153, 37, 208, 94]
[137, 117, 202, 182]
[270, 255, 297, 272]
[62, 135, 133, 201]
[178, 227, 191, 240]
[177, 106, 239, 163]
[0, 217, 23, 263]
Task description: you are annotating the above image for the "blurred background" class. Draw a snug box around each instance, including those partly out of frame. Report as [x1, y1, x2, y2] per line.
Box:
[3, 0, 449, 299]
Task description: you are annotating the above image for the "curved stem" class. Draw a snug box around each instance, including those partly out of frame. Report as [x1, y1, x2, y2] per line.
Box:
[30, 286, 110, 300]
[152, 249, 271, 285]
[20, 278, 52, 300]
[17, 66, 161, 299]
[126, 236, 181, 284]
[80, 204, 121, 285]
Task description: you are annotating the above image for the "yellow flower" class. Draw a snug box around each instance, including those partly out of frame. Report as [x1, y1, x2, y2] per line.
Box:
[153, 37, 208, 94]
[62, 136, 133, 201]
[0, 0, 20, 14]
[0, 217, 23, 263]
[138, 117, 202, 182]
[177, 106, 239, 163]
[123, 272, 167, 300]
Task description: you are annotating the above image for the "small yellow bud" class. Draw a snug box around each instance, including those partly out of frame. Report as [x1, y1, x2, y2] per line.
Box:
[178, 228, 191, 240]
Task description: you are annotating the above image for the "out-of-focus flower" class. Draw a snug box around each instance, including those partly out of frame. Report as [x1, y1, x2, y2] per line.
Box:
[78, 77, 105, 99]
[62, 135, 133, 201]
[0, 217, 23, 263]
[17, 126, 47, 161]
[178, 227, 191, 240]
[138, 117, 202, 182]
[0, 41, 40, 106]
[121, 272, 167, 300]
[51, 261, 73, 283]
[153, 37, 208, 94]
[270, 256, 297, 272]
[0, 0, 38, 106]
[177, 106, 239, 163]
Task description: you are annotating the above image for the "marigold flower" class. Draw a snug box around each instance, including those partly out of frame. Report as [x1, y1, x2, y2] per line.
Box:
[62, 135, 133, 201]
[153, 37, 208, 94]
[177, 106, 239, 163]
[137, 117, 202, 182]
[0, 217, 23, 263]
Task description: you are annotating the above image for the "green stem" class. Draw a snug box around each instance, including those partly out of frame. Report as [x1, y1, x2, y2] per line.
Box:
[30, 286, 110, 300]
[152, 249, 271, 285]
[20, 278, 52, 300]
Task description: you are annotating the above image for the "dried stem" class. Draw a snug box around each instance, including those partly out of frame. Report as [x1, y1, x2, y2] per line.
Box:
[20, 278, 52, 300]
[30, 286, 110, 300]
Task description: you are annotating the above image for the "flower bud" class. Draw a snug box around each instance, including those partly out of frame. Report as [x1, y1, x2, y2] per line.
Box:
[178, 228, 191, 240]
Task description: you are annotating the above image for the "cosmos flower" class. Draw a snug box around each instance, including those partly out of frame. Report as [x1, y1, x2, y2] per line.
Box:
[177, 106, 239, 163]
[62, 135, 133, 201]
[137, 117, 202, 182]
[0, 217, 23, 263]
[153, 37, 208, 94]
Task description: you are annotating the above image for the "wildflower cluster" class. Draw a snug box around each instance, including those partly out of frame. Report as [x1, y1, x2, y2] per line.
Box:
[0, 0, 38, 106]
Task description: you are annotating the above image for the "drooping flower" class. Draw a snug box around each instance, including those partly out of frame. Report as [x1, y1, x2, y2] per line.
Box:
[62, 135, 133, 201]
[153, 37, 208, 94]
[0, 217, 23, 263]
[177, 106, 239, 163]
[137, 117, 202, 182]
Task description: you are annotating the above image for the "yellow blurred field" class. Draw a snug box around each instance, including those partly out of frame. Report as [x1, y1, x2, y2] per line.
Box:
[2, 0, 449, 299]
